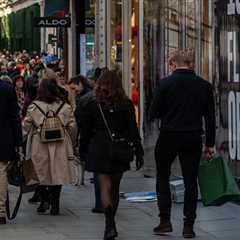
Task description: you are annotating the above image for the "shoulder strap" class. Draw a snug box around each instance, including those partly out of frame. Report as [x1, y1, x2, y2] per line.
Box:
[6, 191, 22, 220]
[32, 102, 46, 116]
[56, 102, 66, 115]
[98, 104, 114, 142]
[33, 102, 65, 116]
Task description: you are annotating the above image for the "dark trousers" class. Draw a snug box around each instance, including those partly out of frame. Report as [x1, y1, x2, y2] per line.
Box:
[155, 132, 202, 225]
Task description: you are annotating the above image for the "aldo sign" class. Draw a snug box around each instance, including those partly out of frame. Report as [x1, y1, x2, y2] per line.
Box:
[34, 17, 71, 28]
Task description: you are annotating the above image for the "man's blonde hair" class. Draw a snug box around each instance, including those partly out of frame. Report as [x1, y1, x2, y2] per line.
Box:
[169, 49, 195, 67]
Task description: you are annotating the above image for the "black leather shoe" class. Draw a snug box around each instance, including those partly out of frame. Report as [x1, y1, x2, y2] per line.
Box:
[153, 222, 173, 235]
[183, 224, 196, 238]
[37, 202, 50, 214]
[92, 207, 104, 214]
[0, 217, 6, 225]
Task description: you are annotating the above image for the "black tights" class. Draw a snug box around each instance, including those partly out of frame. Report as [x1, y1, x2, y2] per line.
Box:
[98, 173, 123, 215]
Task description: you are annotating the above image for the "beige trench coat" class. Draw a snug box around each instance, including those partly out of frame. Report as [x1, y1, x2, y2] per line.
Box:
[23, 100, 76, 185]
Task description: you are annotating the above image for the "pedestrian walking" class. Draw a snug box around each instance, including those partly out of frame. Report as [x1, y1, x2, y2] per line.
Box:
[0, 78, 22, 224]
[150, 49, 216, 238]
[75, 68, 105, 213]
[69, 74, 92, 108]
[23, 76, 75, 216]
[78, 70, 144, 240]
[12, 74, 26, 118]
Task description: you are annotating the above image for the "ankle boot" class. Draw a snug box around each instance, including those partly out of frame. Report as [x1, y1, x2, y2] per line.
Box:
[103, 207, 118, 240]
[183, 223, 196, 238]
[49, 186, 62, 216]
[37, 202, 50, 214]
[153, 217, 173, 235]
[37, 186, 49, 214]
[28, 187, 42, 204]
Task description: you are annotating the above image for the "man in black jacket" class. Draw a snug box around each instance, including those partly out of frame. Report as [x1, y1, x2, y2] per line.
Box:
[0, 80, 22, 224]
[150, 49, 215, 238]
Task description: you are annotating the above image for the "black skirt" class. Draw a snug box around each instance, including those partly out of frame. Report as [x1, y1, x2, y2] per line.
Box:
[86, 133, 130, 174]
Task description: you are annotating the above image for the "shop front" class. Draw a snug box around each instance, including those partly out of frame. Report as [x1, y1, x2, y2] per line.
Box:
[215, 0, 240, 177]
[96, 0, 142, 123]
[142, 0, 214, 175]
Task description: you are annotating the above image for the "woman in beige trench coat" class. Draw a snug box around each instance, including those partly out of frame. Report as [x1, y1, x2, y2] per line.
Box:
[23, 77, 75, 215]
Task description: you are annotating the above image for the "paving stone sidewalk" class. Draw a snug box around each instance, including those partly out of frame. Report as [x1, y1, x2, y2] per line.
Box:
[1, 171, 240, 240]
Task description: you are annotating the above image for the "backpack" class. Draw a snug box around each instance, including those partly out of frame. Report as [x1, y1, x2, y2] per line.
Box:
[33, 102, 66, 143]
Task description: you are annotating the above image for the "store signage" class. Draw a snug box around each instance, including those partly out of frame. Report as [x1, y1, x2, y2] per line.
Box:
[34, 17, 71, 28]
[227, 0, 240, 15]
[227, 31, 240, 160]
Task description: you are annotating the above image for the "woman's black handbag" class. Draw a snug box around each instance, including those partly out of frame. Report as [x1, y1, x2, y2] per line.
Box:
[6, 150, 38, 220]
[6, 152, 25, 187]
[98, 104, 134, 164]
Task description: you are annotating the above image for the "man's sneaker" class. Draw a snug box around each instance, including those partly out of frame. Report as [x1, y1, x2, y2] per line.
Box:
[0, 217, 6, 225]
[183, 225, 196, 238]
[153, 222, 173, 235]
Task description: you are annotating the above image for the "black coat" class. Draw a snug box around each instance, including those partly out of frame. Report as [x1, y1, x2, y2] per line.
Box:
[0, 80, 23, 162]
[75, 94, 144, 173]
[150, 69, 216, 147]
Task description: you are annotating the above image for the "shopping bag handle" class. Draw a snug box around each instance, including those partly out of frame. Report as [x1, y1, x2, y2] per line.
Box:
[201, 155, 218, 166]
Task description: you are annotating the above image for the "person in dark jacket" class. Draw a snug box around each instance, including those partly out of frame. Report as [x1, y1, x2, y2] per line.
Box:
[150, 49, 216, 238]
[69, 74, 92, 108]
[77, 70, 144, 240]
[0, 79, 22, 224]
[74, 68, 104, 214]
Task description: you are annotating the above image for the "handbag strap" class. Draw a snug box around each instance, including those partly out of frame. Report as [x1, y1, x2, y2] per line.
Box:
[6, 191, 23, 220]
[98, 104, 114, 142]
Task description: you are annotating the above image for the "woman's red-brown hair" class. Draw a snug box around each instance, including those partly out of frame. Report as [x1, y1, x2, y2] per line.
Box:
[95, 69, 127, 106]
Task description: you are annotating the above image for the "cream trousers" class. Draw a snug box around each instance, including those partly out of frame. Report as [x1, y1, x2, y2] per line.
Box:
[0, 162, 7, 217]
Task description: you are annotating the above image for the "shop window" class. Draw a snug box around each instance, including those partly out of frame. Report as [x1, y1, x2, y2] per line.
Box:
[110, 0, 123, 71]
[186, 0, 197, 50]
[84, 0, 96, 77]
[165, 0, 181, 72]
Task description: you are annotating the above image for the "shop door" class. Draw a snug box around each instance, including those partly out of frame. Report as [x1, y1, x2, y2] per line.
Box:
[216, 0, 240, 177]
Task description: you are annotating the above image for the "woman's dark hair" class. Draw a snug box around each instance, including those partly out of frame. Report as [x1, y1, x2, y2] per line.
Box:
[69, 75, 91, 90]
[95, 70, 127, 106]
[37, 78, 61, 104]
[12, 75, 26, 92]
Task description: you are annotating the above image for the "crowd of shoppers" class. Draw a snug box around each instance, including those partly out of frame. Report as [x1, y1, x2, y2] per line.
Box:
[0, 48, 216, 240]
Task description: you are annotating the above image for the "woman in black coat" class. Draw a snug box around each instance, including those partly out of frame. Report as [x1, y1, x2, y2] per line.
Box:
[78, 70, 144, 240]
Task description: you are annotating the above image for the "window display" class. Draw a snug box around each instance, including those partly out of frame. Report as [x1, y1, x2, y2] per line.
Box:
[110, 0, 123, 71]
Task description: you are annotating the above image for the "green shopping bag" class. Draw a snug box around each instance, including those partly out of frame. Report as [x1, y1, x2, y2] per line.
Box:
[198, 156, 240, 206]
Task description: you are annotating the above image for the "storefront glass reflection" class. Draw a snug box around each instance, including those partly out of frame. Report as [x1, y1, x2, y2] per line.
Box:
[216, 0, 240, 176]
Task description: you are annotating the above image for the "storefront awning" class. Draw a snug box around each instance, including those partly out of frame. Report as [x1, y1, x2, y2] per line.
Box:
[44, 0, 69, 16]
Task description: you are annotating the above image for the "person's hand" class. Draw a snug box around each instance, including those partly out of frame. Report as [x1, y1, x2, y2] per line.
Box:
[136, 155, 144, 171]
[204, 147, 215, 160]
